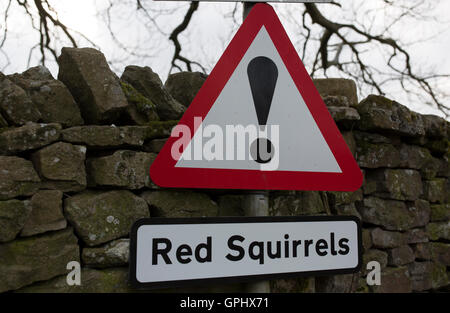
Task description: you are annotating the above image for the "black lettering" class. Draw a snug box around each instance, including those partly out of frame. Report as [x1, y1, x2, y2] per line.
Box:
[293, 240, 302, 257]
[338, 238, 350, 255]
[267, 241, 281, 259]
[304, 240, 313, 257]
[330, 232, 337, 256]
[284, 234, 290, 258]
[226, 235, 245, 262]
[152, 238, 172, 265]
[249, 241, 265, 264]
[176, 244, 192, 264]
[315, 239, 328, 256]
[195, 236, 212, 263]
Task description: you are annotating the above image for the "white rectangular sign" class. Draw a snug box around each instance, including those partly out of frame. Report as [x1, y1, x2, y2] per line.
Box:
[130, 216, 362, 289]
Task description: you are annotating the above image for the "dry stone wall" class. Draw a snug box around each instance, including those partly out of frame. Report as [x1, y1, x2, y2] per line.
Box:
[0, 47, 448, 293]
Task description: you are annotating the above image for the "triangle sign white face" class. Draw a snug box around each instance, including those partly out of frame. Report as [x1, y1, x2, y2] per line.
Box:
[176, 26, 341, 173]
[150, 3, 363, 191]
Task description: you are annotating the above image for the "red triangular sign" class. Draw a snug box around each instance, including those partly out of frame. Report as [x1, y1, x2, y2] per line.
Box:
[150, 3, 363, 191]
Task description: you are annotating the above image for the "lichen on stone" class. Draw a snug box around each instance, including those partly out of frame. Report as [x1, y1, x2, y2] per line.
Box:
[121, 82, 155, 112]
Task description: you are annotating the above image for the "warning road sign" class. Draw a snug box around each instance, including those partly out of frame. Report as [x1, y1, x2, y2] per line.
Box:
[150, 3, 363, 191]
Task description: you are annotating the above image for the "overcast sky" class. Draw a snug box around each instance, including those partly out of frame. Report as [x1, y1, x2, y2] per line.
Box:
[1, 0, 449, 119]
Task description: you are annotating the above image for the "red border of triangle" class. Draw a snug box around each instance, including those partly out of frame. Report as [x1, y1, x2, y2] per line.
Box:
[150, 3, 363, 191]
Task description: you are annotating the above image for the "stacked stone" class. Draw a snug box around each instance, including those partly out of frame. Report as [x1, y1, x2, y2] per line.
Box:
[354, 93, 449, 293]
[0, 47, 448, 293]
[0, 47, 217, 293]
[269, 80, 450, 293]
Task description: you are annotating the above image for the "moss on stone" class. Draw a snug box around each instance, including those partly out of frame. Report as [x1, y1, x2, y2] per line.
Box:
[425, 138, 449, 155]
[0, 228, 79, 292]
[355, 278, 370, 293]
[121, 81, 155, 112]
[358, 95, 394, 111]
[431, 262, 448, 289]
[355, 139, 373, 155]
[16, 182, 40, 197]
[144, 120, 179, 139]
[141, 190, 218, 218]
[430, 204, 450, 222]
[423, 178, 447, 203]
[426, 222, 450, 241]
[16, 268, 132, 293]
[271, 277, 315, 293]
[0, 123, 61, 155]
[0, 199, 32, 242]
[360, 197, 419, 231]
[328, 190, 363, 206]
[0, 156, 41, 200]
[121, 81, 160, 124]
[296, 277, 315, 293]
[356, 142, 400, 168]
[0, 114, 7, 128]
[385, 170, 403, 199]
[0, 126, 9, 134]
[270, 191, 329, 216]
[64, 190, 149, 246]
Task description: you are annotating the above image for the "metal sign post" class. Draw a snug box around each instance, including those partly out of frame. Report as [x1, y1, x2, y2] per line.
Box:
[243, 191, 270, 292]
[243, 2, 256, 20]
[241, 1, 327, 294]
[242, 2, 269, 294]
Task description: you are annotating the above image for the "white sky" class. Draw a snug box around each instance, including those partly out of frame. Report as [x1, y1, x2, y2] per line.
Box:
[1, 0, 449, 118]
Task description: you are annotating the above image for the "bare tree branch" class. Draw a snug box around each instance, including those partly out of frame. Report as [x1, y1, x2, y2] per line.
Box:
[0, 0, 447, 116]
[168, 1, 205, 74]
[304, 2, 449, 115]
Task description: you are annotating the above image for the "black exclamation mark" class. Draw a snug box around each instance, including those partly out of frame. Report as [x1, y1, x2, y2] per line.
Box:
[247, 56, 278, 164]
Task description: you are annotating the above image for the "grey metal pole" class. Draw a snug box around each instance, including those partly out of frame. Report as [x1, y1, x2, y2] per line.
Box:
[243, 2, 256, 20]
[242, 1, 271, 294]
[243, 192, 271, 293]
